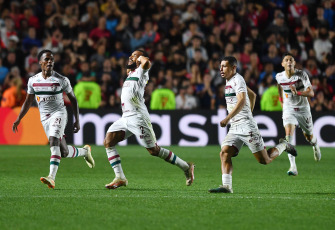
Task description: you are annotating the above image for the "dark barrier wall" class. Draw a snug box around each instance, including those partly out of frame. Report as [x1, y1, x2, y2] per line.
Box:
[66, 109, 335, 147]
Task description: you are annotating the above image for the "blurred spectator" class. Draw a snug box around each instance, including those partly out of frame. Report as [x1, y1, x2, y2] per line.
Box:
[0, 17, 16, 47]
[76, 61, 96, 82]
[260, 80, 282, 111]
[261, 43, 282, 72]
[213, 83, 226, 110]
[182, 20, 204, 47]
[186, 35, 208, 62]
[150, 79, 176, 110]
[74, 80, 102, 109]
[313, 24, 333, 63]
[195, 72, 215, 109]
[181, 1, 200, 23]
[288, 0, 308, 27]
[258, 73, 273, 97]
[22, 27, 42, 52]
[219, 10, 241, 39]
[323, 0, 335, 30]
[176, 79, 198, 110]
[0, 57, 9, 85]
[1, 75, 26, 108]
[89, 16, 111, 46]
[304, 58, 321, 78]
[24, 46, 38, 73]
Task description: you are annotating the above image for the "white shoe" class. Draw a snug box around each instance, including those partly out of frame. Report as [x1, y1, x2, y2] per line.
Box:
[313, 145, 321, 162]
[83, 145, 95, 168]
[287, 167, 298, 176]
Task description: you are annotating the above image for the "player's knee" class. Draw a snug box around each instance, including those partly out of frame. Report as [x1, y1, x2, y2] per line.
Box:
[147, 146, 160, 156]
[220, 150, 230, 162]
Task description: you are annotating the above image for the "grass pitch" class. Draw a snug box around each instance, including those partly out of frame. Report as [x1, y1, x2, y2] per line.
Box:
[0, 145, 334, 230]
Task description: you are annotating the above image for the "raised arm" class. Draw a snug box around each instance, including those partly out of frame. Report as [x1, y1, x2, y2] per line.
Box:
[289, 85, 314, 97]
[137, 56, 151, 70]
[66, 91, 80, 133]
[247, 87, 256, 112]
[12, 94, 35, 132]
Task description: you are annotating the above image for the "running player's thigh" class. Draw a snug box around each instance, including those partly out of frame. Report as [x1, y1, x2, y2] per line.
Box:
[296, 111, 314, 135]
[221, 132, 243, 156]
[283, 112, 298, 136]
[128, 115, 157, 148]
[105, 118, 128, 146]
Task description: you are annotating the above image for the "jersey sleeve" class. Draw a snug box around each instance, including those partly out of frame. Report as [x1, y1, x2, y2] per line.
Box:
[302, 71, 312, 89]
[235, 76, 247, 95]
[62, 77, 73, 94]
[27, 77, 35, 94]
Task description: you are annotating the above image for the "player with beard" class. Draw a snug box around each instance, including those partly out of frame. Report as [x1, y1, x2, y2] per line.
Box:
[12, 49, 95, 189]
[103, 50, 195, 189]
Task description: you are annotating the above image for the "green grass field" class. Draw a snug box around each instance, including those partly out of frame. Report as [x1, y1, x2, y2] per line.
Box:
[0, 145, 334, 230]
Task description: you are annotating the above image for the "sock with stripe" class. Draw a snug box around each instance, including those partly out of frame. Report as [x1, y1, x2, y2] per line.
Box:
[49, 146, 61, 180]
[106, 147, 126, 179]
[65, 145, 87, 158]
[222, 174, 232, 189]
[286, 135, 296, 169]
[158, 147, 189, 171]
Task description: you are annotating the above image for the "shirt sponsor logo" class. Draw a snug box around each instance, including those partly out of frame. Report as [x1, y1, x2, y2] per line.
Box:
[36, 95, 57, 103]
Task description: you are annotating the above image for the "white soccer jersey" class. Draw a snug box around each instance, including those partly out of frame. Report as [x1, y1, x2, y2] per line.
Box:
[275, 69, 311, 111]
[27, 71, 72, 121]
[121, 66, 149, 117]
[225, 73, 253, 125]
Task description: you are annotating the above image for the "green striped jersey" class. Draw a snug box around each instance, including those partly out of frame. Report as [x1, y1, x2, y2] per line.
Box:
[225, 73, 253, 124]
[121, 66, 149, 117]
[275, 69, 311, 110]
[27, 71, 72, 121]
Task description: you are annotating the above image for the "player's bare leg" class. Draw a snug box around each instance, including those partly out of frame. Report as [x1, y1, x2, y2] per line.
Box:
[209, 146, 236, 193]
[104, 131, 128, 189]
[147, 145, 194, 186]
[285, 124, 298, 175]
[254, 138, 297, 165]
[304, 133, 321, 162]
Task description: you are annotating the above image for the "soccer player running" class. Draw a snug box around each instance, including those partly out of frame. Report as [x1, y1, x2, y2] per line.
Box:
[276, 52, 321, 176]
[103, 50, 195, 189]
[12, 49, 95, 189]
[209, 56, 297, 193]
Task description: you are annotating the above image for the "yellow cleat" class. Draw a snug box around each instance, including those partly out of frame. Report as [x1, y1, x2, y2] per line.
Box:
[83, 145, 95, 168]
[105, 178, 128, 189]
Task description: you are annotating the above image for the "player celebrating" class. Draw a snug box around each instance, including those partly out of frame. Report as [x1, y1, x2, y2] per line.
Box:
[103, 50, 194, 189]
[209, 56, 297, 193]
[276, 52, 321, 176]
[12, 49, 95, 189]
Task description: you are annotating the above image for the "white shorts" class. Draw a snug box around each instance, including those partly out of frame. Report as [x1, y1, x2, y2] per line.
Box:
[107, 114, 157, 148]
[41, 111, 68, 139]
[221, 122, 265, 154]
[283, 109, 313, 135]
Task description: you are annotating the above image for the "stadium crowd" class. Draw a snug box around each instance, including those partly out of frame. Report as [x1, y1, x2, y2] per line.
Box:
[0, 0, 335, 111]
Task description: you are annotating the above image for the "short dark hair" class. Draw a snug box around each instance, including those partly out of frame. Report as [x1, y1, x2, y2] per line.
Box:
[221, 56, 237, 67]
[282, 52, 294, 61]
[38, 49, 53, 61]
[136, 49, 148, 58]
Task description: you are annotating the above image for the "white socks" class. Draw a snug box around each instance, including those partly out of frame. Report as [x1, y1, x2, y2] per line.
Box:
[66, 146, 87, 158]
[286, 136, 296, 169]
[106, 147, 126, 179]
[49, 146, 61, 180]
[222, 174, 232, 189]
[158, 147, 189, 171]
[275, 142, 286, 155]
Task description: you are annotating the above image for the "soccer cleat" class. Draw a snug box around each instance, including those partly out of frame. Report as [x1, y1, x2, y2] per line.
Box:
[313, 145, 321, 162]
[279, 138, 298, 157]
[208, 185, 233, 193]
[83, 145, 95, 168]
[105, 178, 128, 189]
[287, 167, 298, 176]
[40, 176, 55, 189]
[185, 162, 195, 186]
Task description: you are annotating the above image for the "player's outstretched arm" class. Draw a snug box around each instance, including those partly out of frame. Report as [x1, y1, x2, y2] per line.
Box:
[12, 94, 35, 133]
[67, 91, 80, 133]
[247, 87, 256, 112]
[277, 84, 283, 106]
